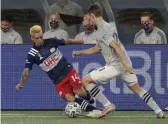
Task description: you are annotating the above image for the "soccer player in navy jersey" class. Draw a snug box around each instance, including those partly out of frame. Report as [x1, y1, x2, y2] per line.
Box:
[15, 25, 102, 117]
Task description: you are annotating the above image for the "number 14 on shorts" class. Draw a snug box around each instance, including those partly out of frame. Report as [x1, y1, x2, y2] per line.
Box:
[71, 74, 81, 83]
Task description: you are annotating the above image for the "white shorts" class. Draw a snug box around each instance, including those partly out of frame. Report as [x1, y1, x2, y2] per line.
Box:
[89, 65, 138, 86]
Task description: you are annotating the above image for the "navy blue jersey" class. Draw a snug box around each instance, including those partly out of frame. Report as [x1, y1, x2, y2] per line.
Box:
[25, 38, 72, 84]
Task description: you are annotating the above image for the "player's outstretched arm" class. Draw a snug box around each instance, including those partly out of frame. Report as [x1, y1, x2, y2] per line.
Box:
[65, 39, 84, 45]
[16, 68, 30, 90]
[73, 44, 100, 56]
[109, 41, 134, 74]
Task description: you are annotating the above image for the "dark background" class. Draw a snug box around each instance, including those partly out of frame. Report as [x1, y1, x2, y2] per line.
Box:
[1, 0, 168, 44]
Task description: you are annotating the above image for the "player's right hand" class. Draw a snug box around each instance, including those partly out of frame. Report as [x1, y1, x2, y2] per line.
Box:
[16, 83, 23, 90]
[72, 51, 81, 57]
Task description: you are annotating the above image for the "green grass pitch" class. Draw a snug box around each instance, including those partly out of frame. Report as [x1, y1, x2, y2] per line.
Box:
[1, 111, 168, 124]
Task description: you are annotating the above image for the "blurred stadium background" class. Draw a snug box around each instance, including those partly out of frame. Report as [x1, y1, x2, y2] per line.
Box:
[1, 0, 168, 124]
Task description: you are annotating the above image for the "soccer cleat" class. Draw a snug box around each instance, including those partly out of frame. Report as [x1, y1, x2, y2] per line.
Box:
[156, 111, 165, 119]
[99, 104, 116, 118]
[86, 110, 102, 118]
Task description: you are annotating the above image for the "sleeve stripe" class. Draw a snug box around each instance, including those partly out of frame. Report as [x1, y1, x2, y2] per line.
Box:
[157, 31, 166, 44]
[30, 50, 37, 54]
[134, 31, 143, 41]
[31, 48, 38, 52]
[28, 52, 35, 56]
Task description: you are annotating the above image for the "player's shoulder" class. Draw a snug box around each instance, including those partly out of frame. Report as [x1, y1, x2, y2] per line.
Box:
[155, 27, 166, 37]
[135, 29, 144, 38]
[102, 21, 117, 33]
[28, 46, 39, 57]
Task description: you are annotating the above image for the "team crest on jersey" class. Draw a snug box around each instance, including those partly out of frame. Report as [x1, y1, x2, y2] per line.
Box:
[37, 53, 43, 60]
[50, 48, 56, 53]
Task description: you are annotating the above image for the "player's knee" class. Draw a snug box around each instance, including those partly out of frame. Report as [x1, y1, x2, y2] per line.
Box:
[128, 82, 142, 94]
[82, 75, 93, 86]
[75, 87, 87, 97]
[65, 94, 75, 102]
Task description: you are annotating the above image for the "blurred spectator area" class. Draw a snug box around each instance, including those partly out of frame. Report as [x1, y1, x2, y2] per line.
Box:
[1, 9, 83, 44]
[1, 0, 168, 44]
[115, 8, 166, 43]
[2, 9, 43, 44]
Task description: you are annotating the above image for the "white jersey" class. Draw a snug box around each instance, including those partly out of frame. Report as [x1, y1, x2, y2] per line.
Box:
[74, 31, 97, 44]
[1, 28, 23, 44]
[94, 20, 131, 70]
[89, 20, 138, 85]
[43, 28, 69, 40]
[134, 27, 167, 44]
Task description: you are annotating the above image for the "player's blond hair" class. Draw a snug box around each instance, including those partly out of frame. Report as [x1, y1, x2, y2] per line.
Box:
[30, 25, 42, 36]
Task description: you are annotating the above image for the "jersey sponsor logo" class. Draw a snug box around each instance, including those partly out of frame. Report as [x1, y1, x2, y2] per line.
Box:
[37, 53, 44, 60]
[26, 60, 30, 64]
[50, 48, 56, 53]
[39, 49, 63, 72]
[113, 33, 119, 42]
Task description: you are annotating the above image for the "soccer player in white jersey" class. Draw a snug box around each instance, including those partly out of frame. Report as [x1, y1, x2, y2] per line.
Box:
[73, 4, 165, 118]
[74, 13, 115, 113]
[134, 11, 167, 44]
[74, 14, 97, 44]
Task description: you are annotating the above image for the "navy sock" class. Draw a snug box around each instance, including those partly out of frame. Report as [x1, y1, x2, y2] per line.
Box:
[75, 98, 98, 112]
[82, 90, 95, 104]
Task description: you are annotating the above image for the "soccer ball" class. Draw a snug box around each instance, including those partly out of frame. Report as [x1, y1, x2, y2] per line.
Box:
[65, 102, 82, 118]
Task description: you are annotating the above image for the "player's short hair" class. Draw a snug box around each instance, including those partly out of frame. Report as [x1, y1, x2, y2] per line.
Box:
[1, 12, 13, 23]
[87, 3, 103, 17]
[141, 11, 154, 20]
[30, 25, 42, 36]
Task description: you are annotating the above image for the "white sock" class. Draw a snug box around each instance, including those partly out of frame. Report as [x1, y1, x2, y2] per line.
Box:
[86, 83, 111, 107]
[138, 89, 162, 114]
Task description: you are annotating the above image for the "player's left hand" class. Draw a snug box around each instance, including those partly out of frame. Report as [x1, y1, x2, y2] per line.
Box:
[16, 83, 24, 90]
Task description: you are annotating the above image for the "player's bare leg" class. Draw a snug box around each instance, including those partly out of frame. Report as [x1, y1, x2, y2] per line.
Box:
[128, 82, 165, 119]
[75, 86, 95, 105]
[82, 75, 116, 117]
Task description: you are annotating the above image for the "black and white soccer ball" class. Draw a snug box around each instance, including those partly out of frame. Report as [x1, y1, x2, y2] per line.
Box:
[65, 102, 82, 118]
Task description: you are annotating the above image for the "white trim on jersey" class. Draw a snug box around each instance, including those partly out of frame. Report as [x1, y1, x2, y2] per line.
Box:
[31, 48, 38, 53]
[28, 52, 35, 56]
[28, 48, 39, 57]
[30, 50, 37, 54]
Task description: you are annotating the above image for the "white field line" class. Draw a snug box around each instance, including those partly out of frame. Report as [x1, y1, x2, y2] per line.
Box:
[1, 115, 156, 118]
[1, 114, 25, 115]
